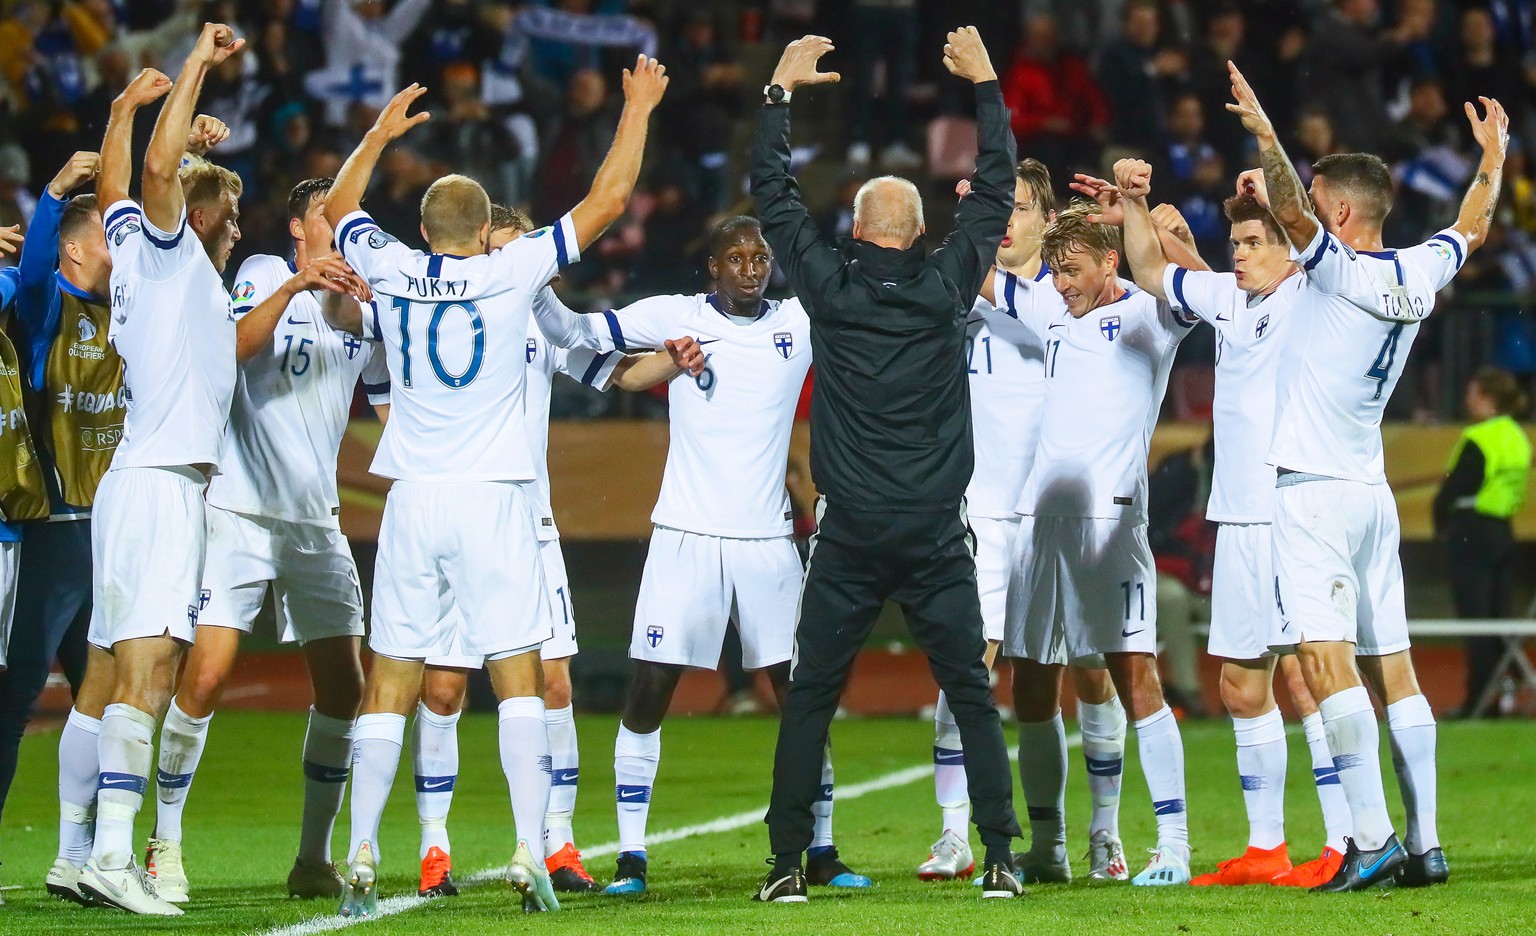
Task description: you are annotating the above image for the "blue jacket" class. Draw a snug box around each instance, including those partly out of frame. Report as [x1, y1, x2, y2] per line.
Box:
[0, 265, 20, 542]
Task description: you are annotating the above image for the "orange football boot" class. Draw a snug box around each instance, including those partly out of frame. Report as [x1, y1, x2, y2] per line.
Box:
[1272, 846, 1345, 887]
[1190, 843, 1292, 886]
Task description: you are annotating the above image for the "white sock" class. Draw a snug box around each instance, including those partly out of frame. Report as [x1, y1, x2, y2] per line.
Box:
[1302, 711, 1351, 852]
[58, 708, 101, 867]
[545, 704, 579, 853]
[1386, 694, 1439, 854]
[1134, 705, 1189, 856]
[1078, 696, 1126, 839]
[92, 703, 156, 870]
[348, 712, 406, 864]
[614, 723, 660, 855]
[153, 700, 211, 843]
[1232, 709, 1287, 850]
[412, 704, 460, 860]
[1017, 714, 1067, 862]
[298, 708, 354, 865]
[498, 697, 551, 864]
[810, 744, 834, 850]
[932, 692, 969, 835]
[1317, 686, 1393, 851]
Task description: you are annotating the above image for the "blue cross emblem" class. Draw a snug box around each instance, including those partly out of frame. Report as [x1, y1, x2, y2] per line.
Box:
[1100, 315, 1121, 341]
[646, 625, 664, 648]
[343, 333, 362, 359]
[774, 332, 793, 359]
[1255, 314, 1270, 338]
[326, 64, 384, 103]
[526, 338, 538, 363]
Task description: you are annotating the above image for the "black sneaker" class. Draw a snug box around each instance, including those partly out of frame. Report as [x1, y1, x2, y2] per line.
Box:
[806, 847, 873, 888]
[753, 863, 808, 903]
[1311, 835, 1407, 892]
[1396, 847, 1449, 887]
[603, 851, 647, 896]
[980, 860, 1025, 899]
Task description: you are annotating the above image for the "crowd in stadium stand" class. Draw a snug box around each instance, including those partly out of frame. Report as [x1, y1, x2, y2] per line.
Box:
[1, 0, 1534, 417]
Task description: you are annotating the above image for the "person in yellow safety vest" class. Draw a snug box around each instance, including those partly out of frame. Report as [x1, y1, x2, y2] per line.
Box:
[1433, 367, 1533, 717]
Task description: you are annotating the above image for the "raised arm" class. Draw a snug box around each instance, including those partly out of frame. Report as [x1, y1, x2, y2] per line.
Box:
[750, 36, 846, 296]
[235, 258, 370, 362]
[325, 84, 432, 230]
[1225, 61, 1318, 250]
[1114, 159, 1171, 300]
[142, 24, 243, 230]
[20, 153, 96, 293]
[1453, 96, 1510, 253]
[99, 68, 171, 208]
[931, 27, 1014, 300]
[567, 56, 668, 252]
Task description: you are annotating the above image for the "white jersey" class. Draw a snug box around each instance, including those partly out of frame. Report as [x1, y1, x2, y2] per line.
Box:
[1269, 226, 1467, 482]
[592, 293, 811, 538]
[206, 254, 387, 525]
[965, 267, 1048, 519]
[1006, 273, 1195, 522]
[103, 200, 236, 471]
[1162, 265, 1303, 523]
[336, 209, 594, 482]
[524, 291, 620, 540]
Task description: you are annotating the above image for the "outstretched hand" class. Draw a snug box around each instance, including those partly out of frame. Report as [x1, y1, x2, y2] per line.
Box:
[771, 36, 840, 92]
[0, 225, 21, 257]
[1224, 60, 1275, 140]
[1069, 173, 1124, 225]
[1466, 95, 1510, 157]
[665, 336, 706, 376]
[943, 26, 996, 84]
[623, 54, 670, 111]
[368, 84, 431, 143]
[295, 256, 372, 303]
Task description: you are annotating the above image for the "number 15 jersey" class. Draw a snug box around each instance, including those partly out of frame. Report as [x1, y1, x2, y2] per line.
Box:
[1268, 226, 1467, 483]
[336, 210, 581, 483]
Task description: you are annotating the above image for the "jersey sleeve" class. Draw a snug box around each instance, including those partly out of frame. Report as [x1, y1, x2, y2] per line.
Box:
[134, 206, 203, 280]
[334, 210, 416, 287]
[1161, 265, 1229, 326]
[361, 342, 391, 405]
[229, 255, 283, 319]
[531, 285, 611, 351]
[979, 270, 1044, 352]
[556, 347, 621, 391]
[594, 294, 688, 351]
[492, 212, 581, 293]
[1401, 228, 1469, 294]
[995, 269, 1055, 346]
[102, 199, 143, 269]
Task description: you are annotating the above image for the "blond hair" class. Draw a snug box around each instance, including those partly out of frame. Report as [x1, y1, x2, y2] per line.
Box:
[180, 157, 243, 208]
[490, 203, 535, 236]
[421, 174, 491, 246]
[1041, 199, 1122, 268]
[853, 176, 924, 247]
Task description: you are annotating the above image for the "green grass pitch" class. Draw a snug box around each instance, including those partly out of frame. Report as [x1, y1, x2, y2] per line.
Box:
[0, 712, 1531, 934]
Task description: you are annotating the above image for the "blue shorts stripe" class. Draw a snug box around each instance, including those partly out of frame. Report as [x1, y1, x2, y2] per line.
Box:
[415, 774, 457, 793]
[98, 771, 149, 796]
[304, 761, 351, 784]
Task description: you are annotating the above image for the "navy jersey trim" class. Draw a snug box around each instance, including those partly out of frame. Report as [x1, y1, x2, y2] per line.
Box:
[603, 310, 627, 350]
[1430, 233, 1464, 269]
[143, 217, 186, 250]
[1303, 231, 1332, 271]
[580, 350, 614, 386]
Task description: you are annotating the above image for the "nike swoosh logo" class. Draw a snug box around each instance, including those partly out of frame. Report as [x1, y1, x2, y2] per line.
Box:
[1215, 314, 1231, 321]
[696, 338, 723, 345]
[618, 790, 646, 800]
[1359, 843, 1399, 879]
[935, 752, 964, 763]
[287, 315, 309, 325]
[1048, 323, 1065, 330]
[100, 777, 140, 787]
[1121, 628, 1145, 638]
[422, 780, 452, 791]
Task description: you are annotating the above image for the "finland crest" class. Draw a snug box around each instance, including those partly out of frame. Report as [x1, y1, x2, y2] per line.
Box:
[646, 624, 664, 648]
[1099, 315, 1121, 341]
[526, 338, 539, 363]
[774, 332, 793, 359]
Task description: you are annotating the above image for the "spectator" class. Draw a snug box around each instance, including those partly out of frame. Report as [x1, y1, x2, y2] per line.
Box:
[1163, 93, 1228, 265]
[1096, 0, 1187, 153]
[1389, 78, 1468, 244]
[1292, 105, 1343, 188]
[1444, 7, 1529, 149]
[421, 63, 522, 206]
[366, 145, 433, 250]
[0, 145, 36, 239]
[1001, 14, 1108, 185]
[307, 0, 431, 126]
[631, 173, 705, 295]
[1301, 0, 1430, 153]
[533, 67, 615, 224]
[845, 0, 921, 169]
[657, 10, 743, 212]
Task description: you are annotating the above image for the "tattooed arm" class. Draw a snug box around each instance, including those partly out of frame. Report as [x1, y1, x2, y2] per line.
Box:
[1225, 62, 1319, 249]
[1454, 96, 1510, 253]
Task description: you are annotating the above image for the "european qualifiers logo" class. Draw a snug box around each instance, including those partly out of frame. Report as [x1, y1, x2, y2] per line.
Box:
[1100, 315, 1121, 341]
[70, 314, 106, 360]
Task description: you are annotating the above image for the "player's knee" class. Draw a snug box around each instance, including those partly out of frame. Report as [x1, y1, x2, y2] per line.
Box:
[543, 669, 573, 709]
[1218, 668, 1269, 719]
[420, 676, 467, 717]
[1010, 664, 1061, 720]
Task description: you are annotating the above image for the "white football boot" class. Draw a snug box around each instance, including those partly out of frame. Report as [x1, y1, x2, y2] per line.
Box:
[508, 840, 560, 913]
[1085, 829, 1130, 881]
[45, 859, 96, 906]
[145, 837, 189, 903]
[79, 857, 183, 915]
[916, 829, 975, 881]
[1132, 845, 1192, 886]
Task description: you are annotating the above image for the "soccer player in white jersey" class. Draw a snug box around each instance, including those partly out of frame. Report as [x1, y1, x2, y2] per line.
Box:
[408, 204, 697, 900]
[917, 162, 1127, 887]
[139, 178, 380, 903]
[1227, 63, 1508, 891]
[582, 215, 871, 896]
[323, 60, 669, 917]
[75, 26, 245, 916]
[1118, 166, 1355, 887]
[996, 193, 1198, 887]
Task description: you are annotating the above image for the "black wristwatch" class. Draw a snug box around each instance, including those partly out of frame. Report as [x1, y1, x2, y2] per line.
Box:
[763, 83, 792, 106]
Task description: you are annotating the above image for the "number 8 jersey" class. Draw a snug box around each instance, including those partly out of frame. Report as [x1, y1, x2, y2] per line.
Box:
[1268, 226, 1468, 483]
[336, 210, 583, 482]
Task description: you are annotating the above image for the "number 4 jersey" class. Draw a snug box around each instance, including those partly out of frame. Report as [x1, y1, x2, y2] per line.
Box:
[336, 209, 584, 483]
[207, 254, 387, 524]
[1268, 226, 1468, 483]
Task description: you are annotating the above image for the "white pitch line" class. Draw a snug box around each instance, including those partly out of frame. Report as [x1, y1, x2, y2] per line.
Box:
[259, 735, 1082, 936]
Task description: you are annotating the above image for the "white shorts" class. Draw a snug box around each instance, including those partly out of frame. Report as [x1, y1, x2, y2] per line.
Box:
[371, 480, 550, 660]
[631, 526, 801, 670]
[1272, 478, 1409, 656]
[88, 466, 208, 651]
[0, 541, 17, 671]
[426, 538, 579, 670]
[198, 506, 365, 644]
[973, 515, 1022, 644]
[1003, 515, 1153, 663]
[1208, 522, 1282, 660]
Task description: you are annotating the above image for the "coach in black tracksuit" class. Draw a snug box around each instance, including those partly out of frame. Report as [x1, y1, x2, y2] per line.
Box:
[750, 31, 1023, 899]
